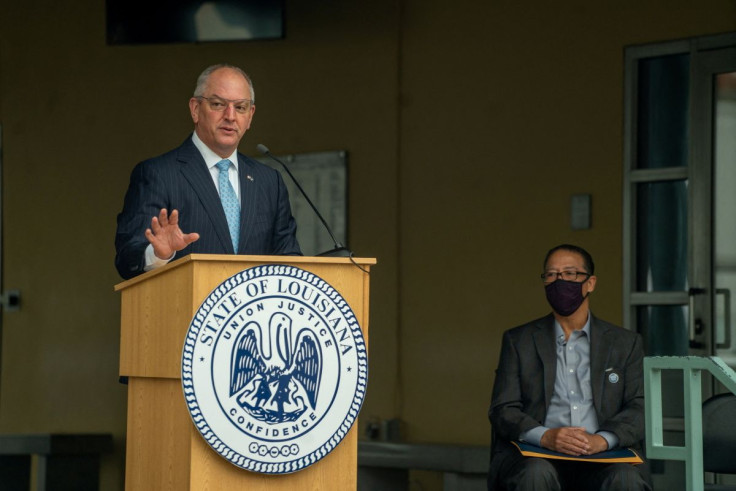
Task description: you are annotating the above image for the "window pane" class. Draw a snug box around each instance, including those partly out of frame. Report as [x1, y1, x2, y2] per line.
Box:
[635, 180, 688, 292]
[713, 71, 736, 366]
[637, 305, 688, 357]
[637, 54, 690, 169]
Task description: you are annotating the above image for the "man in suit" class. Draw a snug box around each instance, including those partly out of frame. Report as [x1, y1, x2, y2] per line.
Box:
[488, 244, 651, 490]
[115, 64, 301, 279]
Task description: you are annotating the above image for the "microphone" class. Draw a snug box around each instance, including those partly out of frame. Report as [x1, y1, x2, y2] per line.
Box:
[257, 144, 352, 257]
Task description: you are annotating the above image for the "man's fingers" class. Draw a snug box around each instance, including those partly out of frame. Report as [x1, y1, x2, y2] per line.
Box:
[569, 432, 590, 445]
[157, 208, 170, 227]
[149, 217, 162, 234]
[553, 428, 591, 455]
[559, 438, 588, 455]
[566, 437, 590, 450]
[553, 438, 582, 456]
[183, 233, 200, 245]
[169, 209, 180, 225]
[146, 209, 196, 255]
[145, 227, 164, 246]
[153, 209, 181, 229]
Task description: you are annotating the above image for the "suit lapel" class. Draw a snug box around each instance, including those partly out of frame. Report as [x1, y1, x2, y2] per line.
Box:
[177, 138, 234, 253]
[533, 314, 558, 411]
[589, 314, 610, 412]
[237, 154, 258, 253]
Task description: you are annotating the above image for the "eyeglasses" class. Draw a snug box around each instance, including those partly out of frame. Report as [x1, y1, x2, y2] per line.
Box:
[198, 96, 254, 114]
[540, 271, 591, 283]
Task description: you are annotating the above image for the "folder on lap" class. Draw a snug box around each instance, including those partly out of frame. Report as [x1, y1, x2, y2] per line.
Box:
[511, 441, 643, 464]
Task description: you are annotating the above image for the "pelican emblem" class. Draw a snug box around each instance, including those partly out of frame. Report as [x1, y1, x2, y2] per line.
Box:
[229, 312, 322, 423]
[182, 265, 368, 473]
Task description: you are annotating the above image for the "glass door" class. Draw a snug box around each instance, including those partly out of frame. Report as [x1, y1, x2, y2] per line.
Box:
[704, 55, 736, 367]
[625, 36, 736, 372]
[624, 48, 692, 361]
[624, 33, 736, 487]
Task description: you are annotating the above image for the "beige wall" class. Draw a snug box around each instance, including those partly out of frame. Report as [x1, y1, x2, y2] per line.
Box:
[397, 0, 736, 445]
[0, 1, 733, 489]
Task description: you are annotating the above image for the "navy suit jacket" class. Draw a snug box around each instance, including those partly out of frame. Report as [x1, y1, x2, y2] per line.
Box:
[487, 313, 648, 489]
[115, 136, 301, 279]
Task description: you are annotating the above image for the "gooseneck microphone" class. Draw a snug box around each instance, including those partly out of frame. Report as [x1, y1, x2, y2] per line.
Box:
[257, 144, 352, 257]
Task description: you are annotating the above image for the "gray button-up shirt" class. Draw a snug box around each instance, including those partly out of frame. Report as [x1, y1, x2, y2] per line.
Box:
[520, 315, 618, 449]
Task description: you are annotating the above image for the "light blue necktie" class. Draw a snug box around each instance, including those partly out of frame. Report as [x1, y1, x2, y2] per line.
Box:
[216, 159, 240, 252]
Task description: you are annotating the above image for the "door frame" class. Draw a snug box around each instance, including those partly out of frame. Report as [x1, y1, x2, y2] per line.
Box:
[623, 32, 736, 362]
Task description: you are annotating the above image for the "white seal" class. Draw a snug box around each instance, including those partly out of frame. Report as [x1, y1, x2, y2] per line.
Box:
[608, 372, 619, 384]
[181, 265, 368, 474]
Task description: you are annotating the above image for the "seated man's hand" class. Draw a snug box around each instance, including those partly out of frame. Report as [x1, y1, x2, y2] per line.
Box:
[145, 208, 200, 259]
[540, 427, 590, 456]
[540, 427, 610, 456]
[585, 433, 609, 454]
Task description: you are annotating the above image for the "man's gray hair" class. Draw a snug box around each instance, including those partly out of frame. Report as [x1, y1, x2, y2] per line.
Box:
[193, 64, 255, 101]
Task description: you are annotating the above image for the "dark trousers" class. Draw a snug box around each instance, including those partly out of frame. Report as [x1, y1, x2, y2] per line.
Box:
[497, 454, 651, 491]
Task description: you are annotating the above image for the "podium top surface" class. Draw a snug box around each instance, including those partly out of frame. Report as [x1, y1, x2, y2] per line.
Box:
[114, 254, 377, 292]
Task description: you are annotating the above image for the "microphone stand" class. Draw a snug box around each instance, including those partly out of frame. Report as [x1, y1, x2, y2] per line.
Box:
[257, 144, 352, 257]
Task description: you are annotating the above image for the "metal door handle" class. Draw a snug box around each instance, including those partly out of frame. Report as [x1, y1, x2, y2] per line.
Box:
[689, 287, 706, 348]
[716, 288, 731, 350]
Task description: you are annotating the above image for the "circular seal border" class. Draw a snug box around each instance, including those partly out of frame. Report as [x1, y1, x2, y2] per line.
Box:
[181, 264, 368, 474]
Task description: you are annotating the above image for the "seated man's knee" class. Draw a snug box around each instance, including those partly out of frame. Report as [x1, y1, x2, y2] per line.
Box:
[598, 463, 650, 491]
[514, 458, 560, 490]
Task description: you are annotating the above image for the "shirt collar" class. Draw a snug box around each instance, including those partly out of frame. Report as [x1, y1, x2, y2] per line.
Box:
[191, 131, 239, 170]
[554, 312, 591, 345]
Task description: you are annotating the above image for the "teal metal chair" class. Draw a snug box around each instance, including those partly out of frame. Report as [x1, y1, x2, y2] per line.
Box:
[644, 356, 736, 491]
[702, 392, 736, 489]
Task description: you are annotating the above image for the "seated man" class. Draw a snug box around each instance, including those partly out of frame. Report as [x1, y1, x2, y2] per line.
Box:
[488, 244, 651, 490]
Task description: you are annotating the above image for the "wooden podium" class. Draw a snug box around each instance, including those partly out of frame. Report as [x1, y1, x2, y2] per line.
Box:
[115, 254, 375, 490]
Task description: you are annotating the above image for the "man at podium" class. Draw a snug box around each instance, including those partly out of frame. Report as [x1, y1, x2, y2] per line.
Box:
[488, 244, 651, 490]
[115, 63, 301, 280]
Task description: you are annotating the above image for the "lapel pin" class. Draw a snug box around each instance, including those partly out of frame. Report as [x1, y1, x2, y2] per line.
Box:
[247, 175, 254, 182]
[608, 372, 619, 384]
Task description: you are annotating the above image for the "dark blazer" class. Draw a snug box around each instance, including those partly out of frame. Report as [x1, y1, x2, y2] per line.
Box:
[115, 136, 301, 279]
[487, 313, 647, 489]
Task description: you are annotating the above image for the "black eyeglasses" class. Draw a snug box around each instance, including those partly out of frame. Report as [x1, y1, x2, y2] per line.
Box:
[540, 271, 591, 283]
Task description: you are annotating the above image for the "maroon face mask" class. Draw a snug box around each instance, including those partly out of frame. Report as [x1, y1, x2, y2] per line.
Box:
[545, 279, 589, 316]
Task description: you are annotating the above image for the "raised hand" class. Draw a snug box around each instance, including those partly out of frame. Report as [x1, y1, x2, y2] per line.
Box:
[144, 208, 200, 260]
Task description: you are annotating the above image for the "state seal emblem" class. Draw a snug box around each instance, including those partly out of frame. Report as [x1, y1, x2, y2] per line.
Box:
[181, 264, 368, 473]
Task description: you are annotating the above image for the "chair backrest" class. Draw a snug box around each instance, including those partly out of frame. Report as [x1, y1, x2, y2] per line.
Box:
[703, 393, 736, 474]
